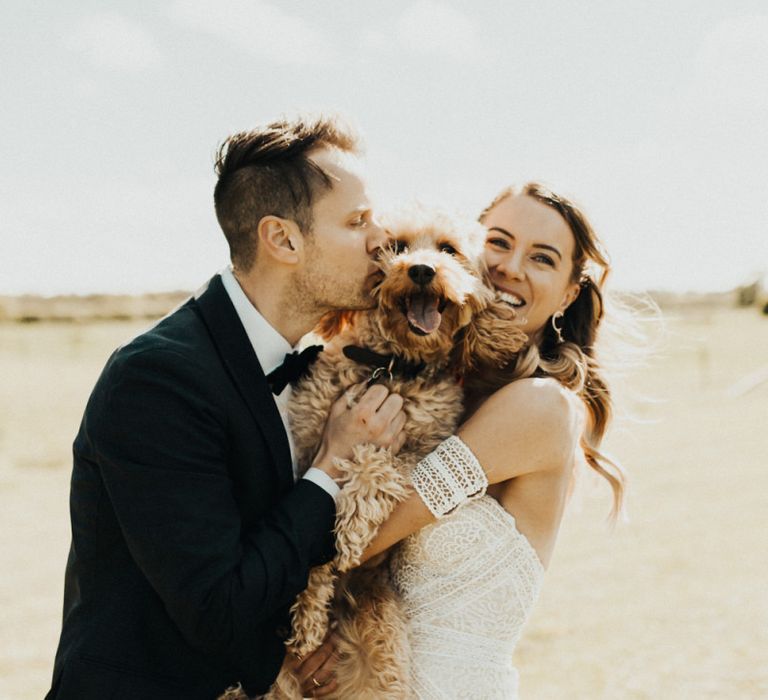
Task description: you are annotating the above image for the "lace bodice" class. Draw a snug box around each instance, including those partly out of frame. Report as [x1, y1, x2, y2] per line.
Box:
[390, 495, 545, 699]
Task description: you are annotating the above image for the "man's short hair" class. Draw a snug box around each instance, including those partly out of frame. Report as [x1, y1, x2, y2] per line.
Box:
[213, 115, 360, 270]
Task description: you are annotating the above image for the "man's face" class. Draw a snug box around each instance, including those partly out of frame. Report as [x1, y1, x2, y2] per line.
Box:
[294, 148, 388, 313]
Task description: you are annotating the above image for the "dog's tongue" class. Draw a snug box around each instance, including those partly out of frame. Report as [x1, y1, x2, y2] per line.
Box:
[407, 295, 441, 334]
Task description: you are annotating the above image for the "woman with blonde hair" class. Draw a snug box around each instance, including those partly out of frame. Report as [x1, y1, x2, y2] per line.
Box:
[358, 182, 626, 699]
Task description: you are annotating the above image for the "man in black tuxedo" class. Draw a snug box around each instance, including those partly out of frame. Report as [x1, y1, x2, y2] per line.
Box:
[45, 116, 406, 699]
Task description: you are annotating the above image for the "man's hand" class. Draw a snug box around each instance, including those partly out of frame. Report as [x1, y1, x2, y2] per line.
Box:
[283, 633, 340, 697]
[311, 384, 407, 480]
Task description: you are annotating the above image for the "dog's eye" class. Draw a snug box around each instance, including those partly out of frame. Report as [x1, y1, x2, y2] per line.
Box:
[439, 243, 457, 256]
[389, 240, 408, 254]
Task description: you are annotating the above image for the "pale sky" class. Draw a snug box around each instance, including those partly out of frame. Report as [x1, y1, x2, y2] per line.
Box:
[2, 0, 767, 295]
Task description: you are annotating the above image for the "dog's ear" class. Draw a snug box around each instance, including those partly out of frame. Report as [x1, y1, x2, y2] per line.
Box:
[315, 310, 359, 341]
[456, 278, 493, 330]
[457, 297, 478, 330]
[454, 294, 527, 373]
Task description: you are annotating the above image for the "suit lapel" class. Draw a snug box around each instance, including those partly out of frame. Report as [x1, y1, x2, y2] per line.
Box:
[194, 274, 293, 492]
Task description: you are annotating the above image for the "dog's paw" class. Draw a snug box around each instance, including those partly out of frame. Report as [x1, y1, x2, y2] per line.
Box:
[287, 565, 336, 655]
[333, 455, 409, 572]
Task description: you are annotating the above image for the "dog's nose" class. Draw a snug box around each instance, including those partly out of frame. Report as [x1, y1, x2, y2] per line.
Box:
[408, 264, 435, 286]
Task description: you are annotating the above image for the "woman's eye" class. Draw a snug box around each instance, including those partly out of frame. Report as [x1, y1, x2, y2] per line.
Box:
[487, 238, 509, 250]
[439, 243, 457, 255]
[533, 254, 555, 266]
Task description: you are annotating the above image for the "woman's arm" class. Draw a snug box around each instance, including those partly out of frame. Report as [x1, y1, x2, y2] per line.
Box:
[360, 377, 583, 563]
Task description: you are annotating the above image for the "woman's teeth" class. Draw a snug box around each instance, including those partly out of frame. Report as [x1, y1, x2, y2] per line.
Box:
[499, 291, 526, 308]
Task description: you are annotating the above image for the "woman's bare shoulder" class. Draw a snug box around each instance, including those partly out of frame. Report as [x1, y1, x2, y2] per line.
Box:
[461, 377, 584, 479]
[487, 376, 579, 418]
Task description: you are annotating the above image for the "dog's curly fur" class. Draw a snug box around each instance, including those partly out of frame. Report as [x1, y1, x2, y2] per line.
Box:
[219, 207, 526, 700]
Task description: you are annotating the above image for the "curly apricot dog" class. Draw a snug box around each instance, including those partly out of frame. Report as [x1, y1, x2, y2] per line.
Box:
[220, 208, 525, 700]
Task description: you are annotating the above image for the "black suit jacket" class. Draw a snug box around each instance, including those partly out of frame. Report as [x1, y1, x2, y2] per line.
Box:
[45, 275, 336, 700]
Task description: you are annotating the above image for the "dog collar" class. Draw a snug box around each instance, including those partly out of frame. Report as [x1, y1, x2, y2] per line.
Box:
[342, 345, 426, 385]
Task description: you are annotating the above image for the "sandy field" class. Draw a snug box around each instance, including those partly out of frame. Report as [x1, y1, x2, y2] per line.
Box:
[1, 307, 766, 699]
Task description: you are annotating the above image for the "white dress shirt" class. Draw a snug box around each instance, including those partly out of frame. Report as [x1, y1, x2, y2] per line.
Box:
[220, 267, 340, 499]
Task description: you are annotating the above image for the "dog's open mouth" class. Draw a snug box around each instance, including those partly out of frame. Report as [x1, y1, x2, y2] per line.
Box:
[401, 293, 448, 335]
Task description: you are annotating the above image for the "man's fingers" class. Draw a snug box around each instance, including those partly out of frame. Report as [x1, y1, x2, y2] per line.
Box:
[296, 635, 338, 693]
[376, 392, 404, 419]
[283, 651, 301, 674]
[297, 644, 333, 683]
[393, 428, 407, 453]
[309, 649, 338, 698]
[380, 410, 407, 446]
[355, 383, 390, 413]
[354, 388, 405, 448]
[360, 391, 403, 435]
[330, 390, 353, 417]
[391, 416, 408, 452]
[303, 648, 338, 689]
[313, 677, 339, 697]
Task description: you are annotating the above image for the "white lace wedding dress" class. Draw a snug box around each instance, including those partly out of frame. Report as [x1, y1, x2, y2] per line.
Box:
[390, 495, 545, 699]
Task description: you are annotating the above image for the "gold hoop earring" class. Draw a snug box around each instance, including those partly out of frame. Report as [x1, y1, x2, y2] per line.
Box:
[551, 311, 565, 343]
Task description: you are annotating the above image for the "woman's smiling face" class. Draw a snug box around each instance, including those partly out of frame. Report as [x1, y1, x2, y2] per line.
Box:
[483, 194, 580, 338]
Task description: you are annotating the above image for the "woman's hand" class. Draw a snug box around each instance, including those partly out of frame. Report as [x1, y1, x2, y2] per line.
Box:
[311, 384, 407, 481]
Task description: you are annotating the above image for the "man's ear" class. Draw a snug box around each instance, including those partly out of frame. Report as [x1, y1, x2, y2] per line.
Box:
[257, 216, 301, 264]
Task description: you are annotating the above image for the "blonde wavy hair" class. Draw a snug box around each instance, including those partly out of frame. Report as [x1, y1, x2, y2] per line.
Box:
[478, 182, 626, 519]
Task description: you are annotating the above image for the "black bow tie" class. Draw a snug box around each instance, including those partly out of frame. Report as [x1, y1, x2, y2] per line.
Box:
[266, 345, 323, 395]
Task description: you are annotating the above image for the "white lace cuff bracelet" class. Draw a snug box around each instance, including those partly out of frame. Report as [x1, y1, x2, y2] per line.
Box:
[411, 435, 488, 518]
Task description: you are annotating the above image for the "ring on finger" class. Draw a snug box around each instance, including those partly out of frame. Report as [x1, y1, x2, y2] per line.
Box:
[312, 676, 322, 688]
